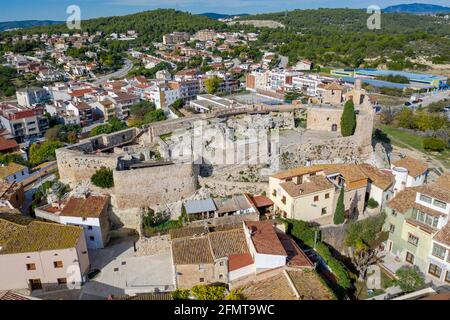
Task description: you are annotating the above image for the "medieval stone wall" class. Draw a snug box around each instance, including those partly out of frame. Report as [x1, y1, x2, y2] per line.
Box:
[113, 163, 198, 210]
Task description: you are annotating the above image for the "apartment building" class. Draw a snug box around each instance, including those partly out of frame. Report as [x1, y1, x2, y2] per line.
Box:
[0, 104, 49, 142]
[145, 82, 180, 109]
[383, 173, 450, 285]
[16, 88, 51, 107]
[106, 91, 140, 119]
[66, 102, 93, 127]
[0, 210, 90, 291]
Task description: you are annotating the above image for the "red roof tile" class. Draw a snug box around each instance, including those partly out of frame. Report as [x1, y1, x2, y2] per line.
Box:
[245, 221, 287, 256]
[251, 195, 274, 208]
[228, 253, 254, 272]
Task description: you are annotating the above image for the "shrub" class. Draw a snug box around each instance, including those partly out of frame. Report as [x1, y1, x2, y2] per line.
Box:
[171, 289, 190, 300]
[284, 219, 317, 247]
[226, 289, 246, 300]
[90, 167, 114, 188]
[367, 198, 379, 209]
[395, 265, 425, 293]
[315, 242, 352, 290]
[340, 100, 356, 137]
[333, 188, 345, 225]
[423, 137, 446, 152]
[191, 284, 226, 300]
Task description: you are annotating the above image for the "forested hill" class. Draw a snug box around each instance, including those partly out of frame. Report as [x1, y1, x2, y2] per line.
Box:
[0, 20, 64, 32]
[237, 8, 450, 35]
[3, 9, 224, 42]
[383, 3, 450, 14]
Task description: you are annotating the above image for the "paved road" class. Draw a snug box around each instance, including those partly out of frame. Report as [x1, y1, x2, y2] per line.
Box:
[92, 58, 133, 85]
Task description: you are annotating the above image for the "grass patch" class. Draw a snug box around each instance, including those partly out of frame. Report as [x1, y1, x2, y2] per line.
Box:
[376, 125, 450, 168]
[380, 269, 396, 289]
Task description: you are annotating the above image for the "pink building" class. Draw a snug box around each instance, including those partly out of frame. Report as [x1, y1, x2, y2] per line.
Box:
[0, 210, 90, 292]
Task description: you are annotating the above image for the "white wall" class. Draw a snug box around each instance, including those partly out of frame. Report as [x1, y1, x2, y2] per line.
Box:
[229, 264, 255, 282]
[5, 168, 30, 184]
[407, 173, 426, 188]
[60, 216, 104, 249]
[254, 253, 286, 270]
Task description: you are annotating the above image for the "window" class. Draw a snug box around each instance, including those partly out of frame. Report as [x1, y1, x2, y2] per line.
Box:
[272, 190, 277, 197]
[405, 252, 414, 264]
[87, 226, 93, 230]
[389, 224, 395, 233]
[428, 263, 442, 278]
[82, 217, 87, 221]
[26, 263, 36, 271]
[219, 261, 224, 266]
[219, 274, 224, 279]
[408, 233, 419, 246]
[446, 271, 450, 284]
[432, 244, 446, 260]
[433, 199, 447, 209]
[199, 278, 204, 282]
[314, 195, 319, 202]
[53, 261, 63, 268]
[281, 196, 286, 204]
[198, 264, 205, 271]
[89, 236, 95, 241]
[57, 278, 67, 285]
[419, 195, 432, 204]
[321, 207, 327, 215]
[391, 210, 397, 217]
[325, 193, 330, 199]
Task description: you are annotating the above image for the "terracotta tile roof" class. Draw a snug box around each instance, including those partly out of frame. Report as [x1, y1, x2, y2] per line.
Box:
[208, 229, 249, 260]
[169, 226, 208, 240]
[228, 253, 253, 272]
[108, 293, 172, 300]
[276, 232, 314, 268]
[272, 164, 368, 185]
[0, 211, 83, 254]
[433, 222, 450, 246]
[393, 157, 428, 178]
[419, 184, 450, 204]
[245, 221, 287, 256]
[286, 270, 335, 300]
[171, 237, 213, 265]
[387, 187, 420, 214]
[324, 82, 344, 91]
[434, 173, 450, 192]
[0, 162, 27, 180]
[0, 137, 18, 152]
[60, 195, 109, 218]
[0, 291, 39, 300]
[357, 163, 394, 190]
[250, 195, 274, 208]
[412, 202, 446, 218]
[419, 292, 450, 300]
[280, 175, 334, 198]
[240, 272, 297, 300]
[69, 88, 93, 97]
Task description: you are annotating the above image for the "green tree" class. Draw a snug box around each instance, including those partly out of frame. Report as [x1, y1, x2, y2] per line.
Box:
[205, 76, 222, 94]
[395, 265, 425, 293]
[226, 289, 246, 300]
[29, 140, 63, 166]
[340, 100, 356, 137]
[395, 107, 415, 129]
[171, 289, 190, 300]
[334, 187, 345, 225]
[191, 284, 226, 300]
[90, 167, 114, 188]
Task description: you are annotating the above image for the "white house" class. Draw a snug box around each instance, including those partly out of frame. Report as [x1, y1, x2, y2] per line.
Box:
[0, 163, 30, 184]
[34, 194, 110, 249]
[244, 221, 287, 271]
[390, 157, 428, 194]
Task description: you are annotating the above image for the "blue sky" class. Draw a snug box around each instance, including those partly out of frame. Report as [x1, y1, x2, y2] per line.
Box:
[0, 0, 449, 21]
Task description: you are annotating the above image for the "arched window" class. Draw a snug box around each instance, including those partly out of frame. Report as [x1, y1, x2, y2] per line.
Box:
[331, 124, 338, 132]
